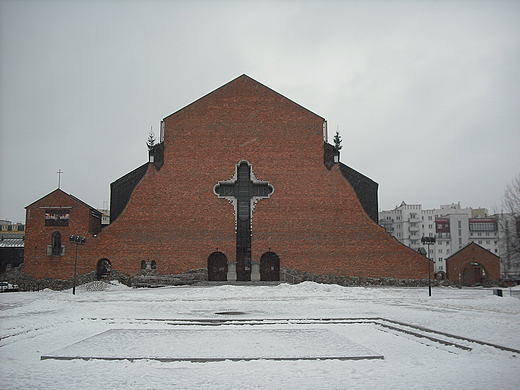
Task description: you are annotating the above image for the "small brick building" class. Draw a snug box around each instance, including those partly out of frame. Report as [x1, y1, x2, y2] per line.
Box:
[23, 75, 427, 282]
[446, 242, 500, 284]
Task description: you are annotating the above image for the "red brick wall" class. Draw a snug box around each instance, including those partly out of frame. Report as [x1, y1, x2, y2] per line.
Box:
[25, 75, 428, 280]
[446, 243, 501, 282]
[23, 189, 98, 279]
[84, 75, 426, 279]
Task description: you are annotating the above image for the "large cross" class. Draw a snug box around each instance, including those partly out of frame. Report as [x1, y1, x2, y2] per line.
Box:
[214, 160, 273, 281]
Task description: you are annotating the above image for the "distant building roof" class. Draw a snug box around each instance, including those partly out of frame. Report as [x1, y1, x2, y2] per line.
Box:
[0, 237, 24, 248]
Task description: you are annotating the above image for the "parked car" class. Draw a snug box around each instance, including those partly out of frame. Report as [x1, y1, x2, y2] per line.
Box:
[0, 281, 19, 292]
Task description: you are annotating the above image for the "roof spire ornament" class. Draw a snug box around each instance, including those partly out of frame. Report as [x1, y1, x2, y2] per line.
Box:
[147, 127, 156, 152]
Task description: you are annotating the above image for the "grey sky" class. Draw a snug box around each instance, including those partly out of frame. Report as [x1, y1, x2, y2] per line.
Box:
[1, 0, 519, 223]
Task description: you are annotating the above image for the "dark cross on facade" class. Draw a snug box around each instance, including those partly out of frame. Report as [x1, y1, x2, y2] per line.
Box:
[214, 160, 274, 281]
[57, 169, 63, 189]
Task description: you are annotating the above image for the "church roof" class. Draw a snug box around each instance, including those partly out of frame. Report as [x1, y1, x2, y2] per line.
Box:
[25, 188, 98, 211]
[163, 74, 325, 121]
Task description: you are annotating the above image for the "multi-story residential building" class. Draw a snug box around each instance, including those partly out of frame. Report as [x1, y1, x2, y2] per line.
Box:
[380, 202, 500, 276]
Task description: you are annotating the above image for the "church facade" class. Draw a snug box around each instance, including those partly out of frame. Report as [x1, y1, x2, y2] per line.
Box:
[23, 75, 427, 282]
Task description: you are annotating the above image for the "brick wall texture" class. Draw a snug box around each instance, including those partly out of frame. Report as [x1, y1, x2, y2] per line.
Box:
[23, 75, 428, 280]
[446, 242, 500, 283]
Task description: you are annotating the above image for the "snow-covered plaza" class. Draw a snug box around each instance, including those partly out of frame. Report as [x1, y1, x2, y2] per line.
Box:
[1, 282, 519, 389]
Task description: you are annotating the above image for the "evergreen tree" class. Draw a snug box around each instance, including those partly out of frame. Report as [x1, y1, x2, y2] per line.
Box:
[333, 131, 343, 151]
[147, 129, 156, 151]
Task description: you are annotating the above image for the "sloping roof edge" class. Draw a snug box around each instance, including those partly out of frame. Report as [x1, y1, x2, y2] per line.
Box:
[25, 188, 98, 211]
[163, 74, 325, 121]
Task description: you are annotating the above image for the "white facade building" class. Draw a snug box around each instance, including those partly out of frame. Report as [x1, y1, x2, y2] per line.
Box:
[379, 202, 499, 276]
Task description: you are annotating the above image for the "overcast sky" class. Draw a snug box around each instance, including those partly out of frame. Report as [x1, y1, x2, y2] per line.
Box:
[1, 0, 519, 223]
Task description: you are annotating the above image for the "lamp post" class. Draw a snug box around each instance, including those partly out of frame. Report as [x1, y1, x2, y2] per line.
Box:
[69, 235, 87, 295]
[420, 236, 436, 297]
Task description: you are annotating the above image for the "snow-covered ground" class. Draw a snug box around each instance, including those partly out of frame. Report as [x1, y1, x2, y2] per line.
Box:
[1, 282, 519, 389]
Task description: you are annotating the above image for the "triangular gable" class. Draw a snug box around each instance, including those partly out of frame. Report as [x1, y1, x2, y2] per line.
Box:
[25, 188, 98, 211]
[163, 74, 325, 121]
[446, 241, 500, 261]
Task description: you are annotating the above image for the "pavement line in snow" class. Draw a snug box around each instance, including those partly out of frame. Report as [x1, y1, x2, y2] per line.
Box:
[83, 316, 520, 354]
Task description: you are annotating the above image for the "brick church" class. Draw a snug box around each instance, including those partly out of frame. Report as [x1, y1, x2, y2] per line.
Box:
[23, 75, 426, 282]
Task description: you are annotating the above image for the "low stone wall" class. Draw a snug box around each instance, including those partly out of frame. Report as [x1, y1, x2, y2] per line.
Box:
[280, 267, 440, 287]
[0, 267, 207, 291]
[0, 266, 505, 291]
[280, 268, 507, 287]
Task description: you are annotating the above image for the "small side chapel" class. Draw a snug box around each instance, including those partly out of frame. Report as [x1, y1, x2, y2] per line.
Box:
[23, 75, 427, 282]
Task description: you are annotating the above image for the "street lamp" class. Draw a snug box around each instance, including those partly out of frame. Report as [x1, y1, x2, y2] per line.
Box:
[420, 236, 436, 297]
[69, 235, 87, 295]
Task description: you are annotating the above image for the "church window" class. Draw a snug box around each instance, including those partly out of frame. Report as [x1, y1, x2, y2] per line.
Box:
[48, 231, 64, 256]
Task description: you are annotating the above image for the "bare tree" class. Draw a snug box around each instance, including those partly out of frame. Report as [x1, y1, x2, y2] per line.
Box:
[498, 175, 520, 278]
[502, 175, 520, 218]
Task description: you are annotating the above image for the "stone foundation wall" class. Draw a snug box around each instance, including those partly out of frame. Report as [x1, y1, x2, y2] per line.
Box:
[1, 266, 505, 291]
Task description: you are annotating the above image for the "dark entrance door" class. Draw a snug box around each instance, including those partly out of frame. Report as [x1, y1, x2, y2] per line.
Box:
[208, 252, 228, 281]
[96, 258, 111, 280]
[462, 265, 482, 285]
[260, 252, 280, 281]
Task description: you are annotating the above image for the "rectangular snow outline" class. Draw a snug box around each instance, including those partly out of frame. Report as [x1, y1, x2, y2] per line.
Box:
[41, 328, 384, 362]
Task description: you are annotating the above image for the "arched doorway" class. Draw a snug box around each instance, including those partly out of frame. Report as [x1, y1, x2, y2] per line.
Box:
[96, 258, 111, 280]
[461, 262, 487, 285]
[208, 252, 228, 281]
[260, 252, 280, 281]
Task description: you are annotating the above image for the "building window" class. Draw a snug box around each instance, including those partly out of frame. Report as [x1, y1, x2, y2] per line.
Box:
[458, 221, 461, 228]
[486, 240, 490, 245]
[47, 231, 64, 256]
[141, 260, 157, 270]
